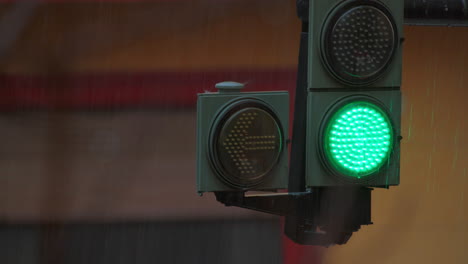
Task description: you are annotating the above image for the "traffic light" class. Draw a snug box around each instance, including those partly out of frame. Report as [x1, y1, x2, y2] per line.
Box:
[306, 0, 403, 187]
[196, 82, 289, 194]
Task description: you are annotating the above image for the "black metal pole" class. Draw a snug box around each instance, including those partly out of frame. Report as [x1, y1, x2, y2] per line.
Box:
[405, 0, 468, 26]
[287, 22, 309, 194]
[297, 0, 468, 26]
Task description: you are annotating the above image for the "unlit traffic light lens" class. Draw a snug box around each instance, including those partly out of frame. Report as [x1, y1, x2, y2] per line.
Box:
[323, 2, 397, 84]
[210, 103, 283, 188]
[323, 101, 393, 178]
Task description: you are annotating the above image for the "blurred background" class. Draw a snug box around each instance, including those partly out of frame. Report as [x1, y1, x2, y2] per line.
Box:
[0, 0, 466, 263]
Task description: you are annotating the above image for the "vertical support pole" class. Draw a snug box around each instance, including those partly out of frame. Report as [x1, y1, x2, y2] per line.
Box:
[287, 22, 309, 193]
[285, 22, 310, 241]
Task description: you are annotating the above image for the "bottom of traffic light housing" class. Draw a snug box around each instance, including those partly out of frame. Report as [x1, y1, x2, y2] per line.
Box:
[215, 187, 373, 247]
[283, 187, 373, 246]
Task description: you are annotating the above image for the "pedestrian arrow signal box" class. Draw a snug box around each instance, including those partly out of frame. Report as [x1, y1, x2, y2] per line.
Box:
[196, 82, 289, 194]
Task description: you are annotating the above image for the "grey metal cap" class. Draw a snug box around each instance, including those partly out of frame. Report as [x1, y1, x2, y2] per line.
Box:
[215, 81, 244, 93]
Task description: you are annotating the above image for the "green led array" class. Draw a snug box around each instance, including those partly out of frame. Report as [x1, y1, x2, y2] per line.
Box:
[323, 101, 393, 178]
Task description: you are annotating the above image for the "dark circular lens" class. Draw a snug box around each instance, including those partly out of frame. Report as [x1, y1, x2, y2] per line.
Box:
[210, 101, 283, 188]
[322, 2, 397, 85]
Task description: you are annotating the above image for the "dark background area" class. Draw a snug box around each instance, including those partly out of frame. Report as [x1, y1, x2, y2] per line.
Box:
[0, 220, 282, 264]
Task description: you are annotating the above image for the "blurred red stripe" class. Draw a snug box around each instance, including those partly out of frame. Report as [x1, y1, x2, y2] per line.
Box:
[0, 69, 296, 110]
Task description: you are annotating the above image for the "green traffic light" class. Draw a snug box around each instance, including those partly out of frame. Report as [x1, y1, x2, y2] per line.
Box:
[323, 101, 393, 178]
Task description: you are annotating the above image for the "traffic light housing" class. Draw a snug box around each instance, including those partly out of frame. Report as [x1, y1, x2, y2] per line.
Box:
[196, 82, 289, 194]
[306, 0, 403, 187]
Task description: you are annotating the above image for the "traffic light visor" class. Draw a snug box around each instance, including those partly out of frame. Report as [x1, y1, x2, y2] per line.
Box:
[322, 101, 393, 178]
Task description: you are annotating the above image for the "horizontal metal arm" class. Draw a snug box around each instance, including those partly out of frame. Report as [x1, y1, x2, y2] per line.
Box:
[297, 0, 468, 26]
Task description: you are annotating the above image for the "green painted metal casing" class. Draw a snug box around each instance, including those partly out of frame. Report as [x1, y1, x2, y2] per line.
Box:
[306, 90, 401, 187]
[306, 0, 403, 187]
[307, 0, 403, 89]
[196, 91, 289, 194]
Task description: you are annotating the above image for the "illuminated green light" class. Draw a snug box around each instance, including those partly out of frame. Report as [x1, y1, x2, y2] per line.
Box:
[323, 101, 393, 178]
